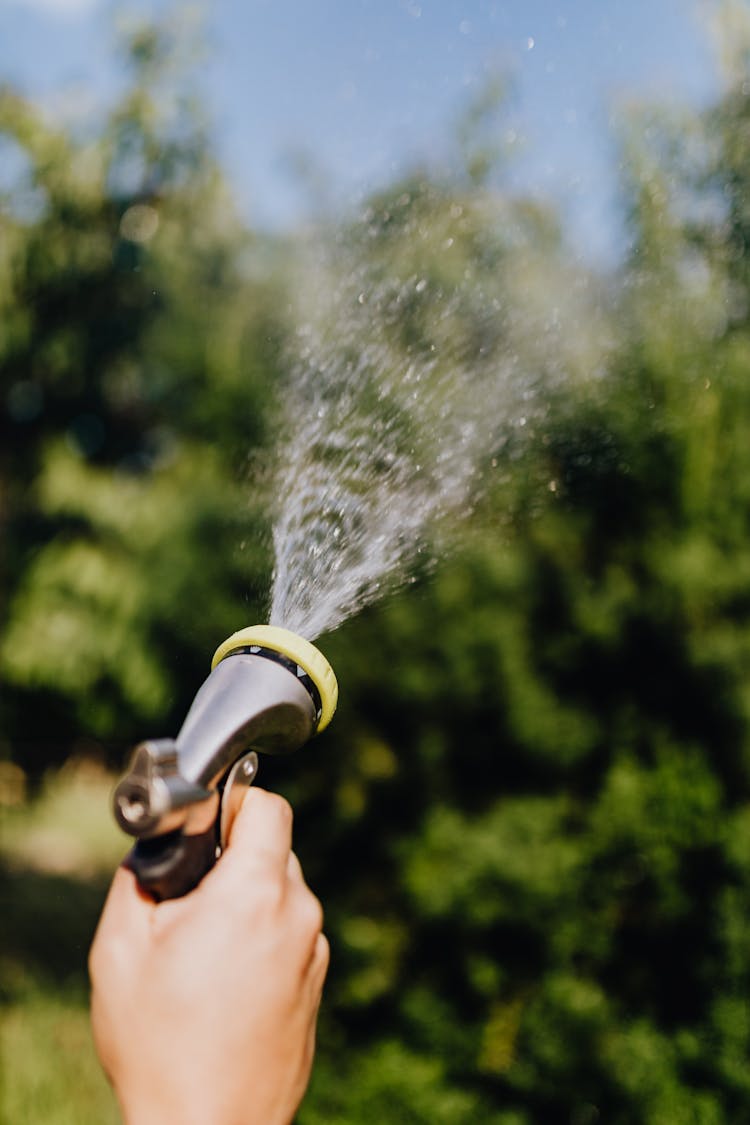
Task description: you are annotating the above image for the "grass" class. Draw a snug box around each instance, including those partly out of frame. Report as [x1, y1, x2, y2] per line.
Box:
[1, 758, 123, 1124]
[1, 989, 120, 1125]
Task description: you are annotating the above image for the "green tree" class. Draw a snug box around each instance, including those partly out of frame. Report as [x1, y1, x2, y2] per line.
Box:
[283, 44, 750, 1125]
[0, 23, 284, 773]
[8, 14, 750, 1125]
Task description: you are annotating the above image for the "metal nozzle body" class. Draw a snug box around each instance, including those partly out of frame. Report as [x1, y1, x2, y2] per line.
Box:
[114, 653, 317, 841]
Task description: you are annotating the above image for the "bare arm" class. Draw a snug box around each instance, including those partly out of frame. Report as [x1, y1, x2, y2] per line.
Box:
[89, 787, 329, 1125]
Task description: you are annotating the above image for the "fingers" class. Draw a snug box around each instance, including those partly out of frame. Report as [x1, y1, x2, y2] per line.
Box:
[205, 789, 328, 976]
[304, 933, 329, 1057]
[287, 849, 305, 883]
[287, 853, 327, 975]
[216, 786, 294, 883]
[311, 931, 330, 989]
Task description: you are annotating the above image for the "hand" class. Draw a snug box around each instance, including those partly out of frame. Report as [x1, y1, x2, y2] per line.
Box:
[89, 788, 329, 1125]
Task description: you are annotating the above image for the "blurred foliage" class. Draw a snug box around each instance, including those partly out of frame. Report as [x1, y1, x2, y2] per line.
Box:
[1, 989, 119, 1125]
[0, 21, 283, 773]
[5, 11, 750, 1125]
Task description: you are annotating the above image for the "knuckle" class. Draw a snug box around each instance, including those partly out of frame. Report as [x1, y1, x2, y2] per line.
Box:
[298, 887, 324, 936]
[268, 792, 293, 827]
[316, 931, 331, 972]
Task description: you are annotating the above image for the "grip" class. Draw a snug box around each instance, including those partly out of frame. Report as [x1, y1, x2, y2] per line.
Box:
[126, 826, 219, 901]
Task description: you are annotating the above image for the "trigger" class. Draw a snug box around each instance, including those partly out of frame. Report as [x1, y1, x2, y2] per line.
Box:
[219, 751, 259, 851]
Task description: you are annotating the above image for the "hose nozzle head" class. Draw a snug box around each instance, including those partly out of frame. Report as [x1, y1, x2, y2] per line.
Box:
[211, 625, 338, 732]
[113, 624, 337, 898]
[113, 738, 217, 838]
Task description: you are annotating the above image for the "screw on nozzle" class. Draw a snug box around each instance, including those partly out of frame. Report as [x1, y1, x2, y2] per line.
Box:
[113, 738, 216, 839]
[211, 625, 338, 732]
[117, 791, 148, 826]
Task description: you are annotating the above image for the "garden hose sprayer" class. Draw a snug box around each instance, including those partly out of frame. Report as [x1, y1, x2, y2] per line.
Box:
[112, 625, 338, 901]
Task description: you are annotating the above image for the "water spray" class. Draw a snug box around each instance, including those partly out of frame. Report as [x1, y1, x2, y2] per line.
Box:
[112, 625, 338, 901]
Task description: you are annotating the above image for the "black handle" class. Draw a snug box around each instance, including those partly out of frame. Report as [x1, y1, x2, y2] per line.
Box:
[126, 825, 219, 901]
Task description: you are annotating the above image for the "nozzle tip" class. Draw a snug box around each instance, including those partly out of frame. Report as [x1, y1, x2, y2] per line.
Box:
[211, 625, 338, 732]
[113, 780, 159, 836]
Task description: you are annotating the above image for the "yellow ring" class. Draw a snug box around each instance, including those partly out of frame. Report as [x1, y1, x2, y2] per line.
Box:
[211, 625, 338, 732]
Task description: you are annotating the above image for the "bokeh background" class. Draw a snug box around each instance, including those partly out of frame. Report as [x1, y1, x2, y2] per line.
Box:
[4, 2, 750, 1122]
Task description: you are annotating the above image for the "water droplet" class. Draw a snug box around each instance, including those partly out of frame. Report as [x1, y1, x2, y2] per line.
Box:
[459, 19, 471, 34]
[526, 36, 535, 50]
[266, 214, 543, 640]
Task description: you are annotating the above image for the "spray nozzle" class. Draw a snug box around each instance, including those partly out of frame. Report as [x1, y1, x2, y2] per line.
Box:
[113, 626, 337, 900]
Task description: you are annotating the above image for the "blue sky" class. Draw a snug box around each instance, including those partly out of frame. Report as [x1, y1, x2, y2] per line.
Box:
[0, 0, 723, 261]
